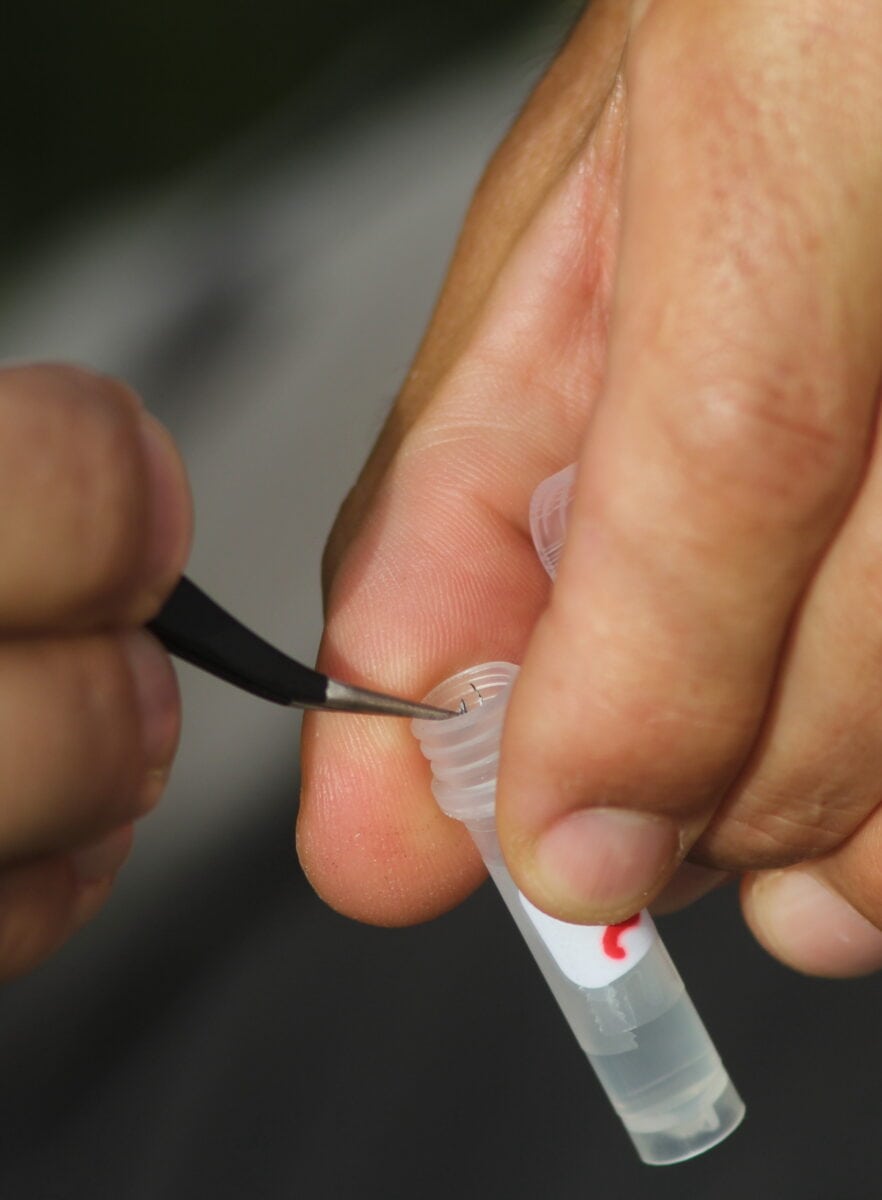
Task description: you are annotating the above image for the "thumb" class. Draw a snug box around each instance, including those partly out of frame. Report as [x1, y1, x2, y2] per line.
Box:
[497, 0, 882, 923]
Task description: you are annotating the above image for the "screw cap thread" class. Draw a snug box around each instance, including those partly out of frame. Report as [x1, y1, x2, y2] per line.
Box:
[412, 663, 519, 826]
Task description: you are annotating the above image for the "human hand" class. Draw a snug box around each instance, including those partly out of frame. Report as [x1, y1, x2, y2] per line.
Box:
[0, 364, 191, 980]
[299, 0, 882, 978]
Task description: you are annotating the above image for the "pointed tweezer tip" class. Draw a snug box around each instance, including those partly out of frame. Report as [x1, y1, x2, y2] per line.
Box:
[322, 679, 459, 720]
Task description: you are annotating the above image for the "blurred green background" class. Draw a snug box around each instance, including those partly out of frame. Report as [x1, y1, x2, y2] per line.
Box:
[2, 0, 553, 265]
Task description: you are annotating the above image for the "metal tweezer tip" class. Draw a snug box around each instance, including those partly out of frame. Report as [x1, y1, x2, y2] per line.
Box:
[323, 679, 458, 720]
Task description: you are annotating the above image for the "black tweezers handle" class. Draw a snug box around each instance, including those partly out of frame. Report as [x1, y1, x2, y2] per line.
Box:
[147, 576, 327, 708]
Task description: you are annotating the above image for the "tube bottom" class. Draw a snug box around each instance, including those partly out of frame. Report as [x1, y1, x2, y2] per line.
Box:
[626, 1075, 745, 1166]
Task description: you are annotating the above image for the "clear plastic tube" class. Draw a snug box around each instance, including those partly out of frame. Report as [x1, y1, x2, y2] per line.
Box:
[413, 664, 744, 1164]
[529, 463, 577, 580]
[412, 463, 744, 1164]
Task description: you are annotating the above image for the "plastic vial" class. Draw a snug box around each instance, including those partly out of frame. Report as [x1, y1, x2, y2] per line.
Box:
[529, 462, 577, 580]
[412, 463, 744, 1164]
[412, 664, 744, 1164]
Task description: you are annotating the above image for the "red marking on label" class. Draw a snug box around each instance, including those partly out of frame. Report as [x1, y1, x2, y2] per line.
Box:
[602, 913, 641, 960]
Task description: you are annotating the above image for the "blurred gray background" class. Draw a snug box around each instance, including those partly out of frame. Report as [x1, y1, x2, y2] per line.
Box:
[1, 3, 880, 1197]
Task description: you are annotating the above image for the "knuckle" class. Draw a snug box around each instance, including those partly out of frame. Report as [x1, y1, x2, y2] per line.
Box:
[628, 2, 737, 114]
[696, 774, 863, 872]
[656, 372, 855, 525]
[625, 10, 870, 533]
[707, 809, 833, 872]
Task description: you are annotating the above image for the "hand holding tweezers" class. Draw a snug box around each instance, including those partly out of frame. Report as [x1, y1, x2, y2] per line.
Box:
[147, 576, 454, 721]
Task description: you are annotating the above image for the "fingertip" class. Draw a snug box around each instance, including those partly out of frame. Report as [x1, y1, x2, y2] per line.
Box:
[742, 869, 882, 979]
[296, 802, 485, 928]
[297, 711, 486, 927]
[519, 806, 680, 925]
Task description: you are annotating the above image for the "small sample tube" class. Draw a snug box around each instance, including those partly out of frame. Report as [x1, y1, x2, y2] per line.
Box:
[529, 462, 577, 580]
[413, 664, 744, 1165]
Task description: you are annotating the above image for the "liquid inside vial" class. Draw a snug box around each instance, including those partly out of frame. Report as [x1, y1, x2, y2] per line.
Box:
[413, 663, 744, 1165]
[480, 822, 744, 1166]
[591, 991, 728, 1133]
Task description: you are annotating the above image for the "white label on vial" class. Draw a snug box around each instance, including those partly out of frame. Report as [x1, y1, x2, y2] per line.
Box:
[517, 894, 653, 988]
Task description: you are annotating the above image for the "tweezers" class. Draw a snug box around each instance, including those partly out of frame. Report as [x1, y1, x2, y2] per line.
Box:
[147, 576, 455, 720]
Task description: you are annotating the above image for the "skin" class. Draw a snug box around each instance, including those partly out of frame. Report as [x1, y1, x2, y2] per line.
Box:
[0, 365, 190, 981]
[4, 0, 882, 984]
[300, 0, 882, 979]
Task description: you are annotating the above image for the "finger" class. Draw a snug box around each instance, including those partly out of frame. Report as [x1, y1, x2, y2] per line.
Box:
[395, 0, 628, 405]
[322, 0, 629, 584]
[0, 854, 119, 983]
[741, 799, 882, 978]
[528, 468, 736, 922]
[695, 386, 882, 870]
[0, 364, 192, 631]
[499, 0, 882, 923]
[0, 631, 179, 863]
[70, 823, 135, 884]
[299, 90, 628, 925]
[649, 862, 731, 917]
[741, 870, 882, 980]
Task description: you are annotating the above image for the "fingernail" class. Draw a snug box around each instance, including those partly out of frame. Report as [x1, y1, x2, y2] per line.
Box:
[138, 411, 192, 589]
[532, 808, 680, 921]
[121, 630, 180, 770]
[72, 824, 134, 884]
[749, 870, 882, 978]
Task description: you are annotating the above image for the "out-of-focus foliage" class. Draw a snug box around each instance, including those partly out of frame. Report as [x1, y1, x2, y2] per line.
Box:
[1, 0, 546, 260]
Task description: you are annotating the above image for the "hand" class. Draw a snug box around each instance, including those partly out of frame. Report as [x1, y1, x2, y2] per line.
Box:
[299, 0, 882, 978]
[0, 364, 191, 980]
